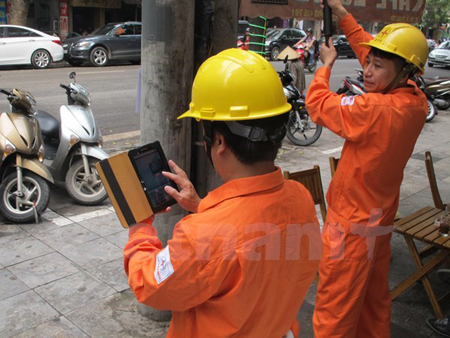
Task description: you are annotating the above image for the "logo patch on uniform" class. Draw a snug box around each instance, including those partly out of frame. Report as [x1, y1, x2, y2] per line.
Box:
[154, 246, 174, 284]
[341, 96, 356, 106]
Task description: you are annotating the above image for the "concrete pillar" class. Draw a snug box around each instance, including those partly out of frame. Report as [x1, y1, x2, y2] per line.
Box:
[203, 0, 238, 193]
[139, 0, 195, 321]
[211, 0, 238, 55]
[140, 1, 194, 245]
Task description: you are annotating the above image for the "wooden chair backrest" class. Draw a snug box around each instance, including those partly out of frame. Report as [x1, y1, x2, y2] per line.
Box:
[329, 156, 339, 177]
[425, 151, 445, 210]
[283, 165, 327, 221]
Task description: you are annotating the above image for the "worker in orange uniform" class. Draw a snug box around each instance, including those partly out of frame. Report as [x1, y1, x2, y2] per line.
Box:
[124, 49, 321, 338]
[306, 0, 429, 337]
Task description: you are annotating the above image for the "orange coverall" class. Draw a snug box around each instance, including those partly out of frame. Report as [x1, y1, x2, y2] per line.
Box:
[124, 168, 321, 338]
[305, 14, 427, 338]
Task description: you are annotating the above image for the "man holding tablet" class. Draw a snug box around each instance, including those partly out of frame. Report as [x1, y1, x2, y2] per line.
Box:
[123, 49, 321, 338]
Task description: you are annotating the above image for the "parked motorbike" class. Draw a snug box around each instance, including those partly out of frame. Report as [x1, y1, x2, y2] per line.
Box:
[413, 76, 450, 111]
[336, 69, 365, 96]
[0, 88, 53, 223]
[337, 69, 437, 122]
[293, 42, 319, 73]
[35, 72, 108, 205]
[279, 58, 322, 146]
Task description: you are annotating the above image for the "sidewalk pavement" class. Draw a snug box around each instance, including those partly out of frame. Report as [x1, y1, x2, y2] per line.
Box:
[1, 109, 450, 337]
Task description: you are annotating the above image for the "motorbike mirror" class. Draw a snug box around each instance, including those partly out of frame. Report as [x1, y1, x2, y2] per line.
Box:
[0, 88, 11, 96]
[69, 72, 77, 82]
[284, 55, 289, 70]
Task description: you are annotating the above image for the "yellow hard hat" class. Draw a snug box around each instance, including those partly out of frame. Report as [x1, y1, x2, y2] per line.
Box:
[360, 23, 428, 73]
[178, 48, 291, 121]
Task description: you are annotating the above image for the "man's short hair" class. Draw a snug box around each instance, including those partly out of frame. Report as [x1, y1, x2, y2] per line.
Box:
[212, 113, 288, 165]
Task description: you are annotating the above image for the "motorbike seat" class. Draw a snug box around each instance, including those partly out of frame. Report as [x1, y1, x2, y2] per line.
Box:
[423, 77, 450, 86]
[35, 110, 60, 139]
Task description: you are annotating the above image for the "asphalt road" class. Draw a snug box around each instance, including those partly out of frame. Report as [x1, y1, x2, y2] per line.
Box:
[0, 59, 449, 142]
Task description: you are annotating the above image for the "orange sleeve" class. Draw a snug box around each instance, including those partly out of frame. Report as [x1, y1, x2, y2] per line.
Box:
[338, 14, 373, 67]
[305, 67, 374, 142]
[123, 219, 215, 312]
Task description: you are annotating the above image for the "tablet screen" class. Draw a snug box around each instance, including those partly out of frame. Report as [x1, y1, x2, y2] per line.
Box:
[131, 147, 175, 211]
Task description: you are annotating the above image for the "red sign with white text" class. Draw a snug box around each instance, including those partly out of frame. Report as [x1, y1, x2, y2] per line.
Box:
[60, 0, 69, 39]
[240, 0, 427, 24]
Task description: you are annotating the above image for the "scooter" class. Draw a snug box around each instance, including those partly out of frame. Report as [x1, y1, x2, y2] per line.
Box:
[0, 88, 53, 223]
[336, 69, 365, 96]
[35, 72, 108, 205]
[413, 76, 450, 110]
[278, 56, 322, 146]
[293, 42, 319, 73]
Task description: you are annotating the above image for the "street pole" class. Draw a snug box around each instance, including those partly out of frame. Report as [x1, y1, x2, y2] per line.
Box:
[197, 0, 238, 194]
[211, 0, 238, 55]
[140, 0, 195, 321]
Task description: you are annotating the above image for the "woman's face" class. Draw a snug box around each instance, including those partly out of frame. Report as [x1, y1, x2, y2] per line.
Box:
[363, 52, 399, 93]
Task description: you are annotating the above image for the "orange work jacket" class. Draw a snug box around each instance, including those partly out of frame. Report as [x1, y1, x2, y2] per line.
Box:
[306, 14, 427, 227]
[124, 168, 320, 338]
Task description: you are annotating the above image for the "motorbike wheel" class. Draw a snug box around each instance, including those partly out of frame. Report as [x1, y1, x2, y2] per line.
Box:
[66, 159, 108, 205]
[436, 99, 450, 110]
[0, 172, 50, 223]
[307, 62, 317, 73]
[286, 109, 322, 146]
[426, 100, 437, 123]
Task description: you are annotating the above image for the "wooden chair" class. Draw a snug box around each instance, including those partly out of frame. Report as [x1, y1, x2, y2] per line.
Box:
[329, 156, 339, 177]
[283, 165, 327, 222]
[425, 151, 446, 210]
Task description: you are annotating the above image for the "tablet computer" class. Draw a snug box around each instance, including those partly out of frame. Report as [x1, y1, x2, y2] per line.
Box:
[128, 141, 178, 213]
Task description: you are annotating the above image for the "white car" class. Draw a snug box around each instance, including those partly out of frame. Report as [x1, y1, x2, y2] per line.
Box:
[428, 40, 450, 68]
[0, 25, 64, 69]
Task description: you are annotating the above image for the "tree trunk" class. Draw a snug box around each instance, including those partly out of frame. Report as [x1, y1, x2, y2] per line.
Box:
[9, 0, 31, 26]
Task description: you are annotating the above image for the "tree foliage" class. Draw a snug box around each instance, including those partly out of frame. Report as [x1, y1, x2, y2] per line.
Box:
[420, 0, 450, 28]
[9, 0, 31, 26]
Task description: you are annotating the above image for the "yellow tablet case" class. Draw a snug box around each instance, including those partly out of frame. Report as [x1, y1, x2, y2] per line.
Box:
[96, 152, 154, 228]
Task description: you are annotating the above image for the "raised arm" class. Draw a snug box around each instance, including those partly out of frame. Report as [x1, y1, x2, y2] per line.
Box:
[325, 0, 373, 67]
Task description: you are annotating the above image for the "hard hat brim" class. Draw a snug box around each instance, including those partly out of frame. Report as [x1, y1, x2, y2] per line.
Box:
[178, 103, 292, 121]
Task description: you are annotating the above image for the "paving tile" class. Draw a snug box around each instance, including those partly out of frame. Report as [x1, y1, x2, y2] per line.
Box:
[0, 290, 59, 337]
[8, 252, 80, 289]
[40, 209, 73, 226]
[34, 271, 116, 314]
[18, 218, 69, 237]
[59, 238, 123, 269]
[104, 229, 129, 249]
[87, 258, 129, 292]
[12, 316, 88, 338]
[79, 212, 124, 237]
[53, 203, 111, 219]
[0, 235, 54, 267]
[0, 268, 29, 301]
[0, 224, 29, 245]
[66, 291, 170, 338]
[296, 301, 315, 338]
[33, 223, 99, 252]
